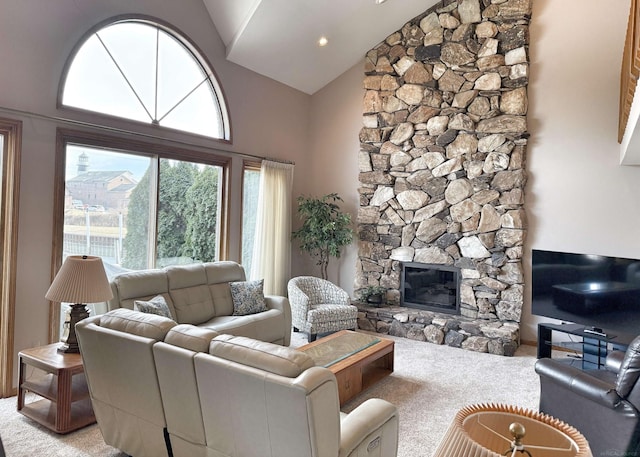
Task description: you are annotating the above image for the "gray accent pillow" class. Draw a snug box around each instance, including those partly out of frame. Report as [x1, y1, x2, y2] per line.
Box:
[134, 295, 172, 319]
[230, 279, 268, 316]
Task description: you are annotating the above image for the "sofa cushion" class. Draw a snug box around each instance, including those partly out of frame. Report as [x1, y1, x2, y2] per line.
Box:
[230, 279, 268, 316]
[166, 264, 216, 325]
[199, 308, 286, 345]
[111, 269, 177, 316]
[204, 261, 246, 284]
[134, 295, 173, 319]
[164, 324, 219, 353]
[205, 262, 245, 315]
[209, 334, 314, 377]
[114, 269, 169, 299]
[98, 308, 176, 340]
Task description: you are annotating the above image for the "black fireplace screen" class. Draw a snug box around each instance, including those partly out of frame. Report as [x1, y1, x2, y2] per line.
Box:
[401, 262, 460, 314]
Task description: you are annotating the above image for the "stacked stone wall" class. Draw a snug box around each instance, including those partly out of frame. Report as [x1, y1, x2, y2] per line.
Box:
[356, 0, 531, 354]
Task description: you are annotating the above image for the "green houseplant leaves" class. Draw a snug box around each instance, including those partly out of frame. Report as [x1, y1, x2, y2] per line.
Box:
[292, 193, 353, 280]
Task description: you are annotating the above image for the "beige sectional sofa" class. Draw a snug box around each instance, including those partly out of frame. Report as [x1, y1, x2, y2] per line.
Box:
[107, 261, 291, 346]
[76, 309, 399, 457]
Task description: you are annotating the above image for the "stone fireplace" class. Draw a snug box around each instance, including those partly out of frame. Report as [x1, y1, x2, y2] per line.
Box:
[355, 0, 530, 356]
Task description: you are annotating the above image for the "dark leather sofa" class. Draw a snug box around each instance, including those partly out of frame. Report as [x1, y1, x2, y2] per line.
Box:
[535, 336, 640, 457]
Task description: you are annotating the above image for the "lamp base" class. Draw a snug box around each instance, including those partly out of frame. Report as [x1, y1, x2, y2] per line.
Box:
[58, 303, 89, 353]
[57, 342, 79, 354]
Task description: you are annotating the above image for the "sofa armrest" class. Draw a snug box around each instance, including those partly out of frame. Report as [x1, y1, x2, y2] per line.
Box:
[339, 398, 399, 457]
[535, 358, 622, 408]
[264, 295, 287, 312]
[264, 295, 292, 346]
[605, 350, 626, 373]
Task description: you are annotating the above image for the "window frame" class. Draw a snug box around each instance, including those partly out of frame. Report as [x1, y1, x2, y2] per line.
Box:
[0, 118, 21, 398]
[50, 128, 230, 342]
[57, 14, 232, 143]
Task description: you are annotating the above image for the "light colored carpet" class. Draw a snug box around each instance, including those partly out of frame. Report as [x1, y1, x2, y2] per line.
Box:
[336, 333, 539, 457]
[0, 331, 540, 457]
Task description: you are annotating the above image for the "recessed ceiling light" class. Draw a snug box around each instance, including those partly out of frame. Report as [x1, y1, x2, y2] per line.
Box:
[318, 36, 329, 47]
[374, 0, 388, 4]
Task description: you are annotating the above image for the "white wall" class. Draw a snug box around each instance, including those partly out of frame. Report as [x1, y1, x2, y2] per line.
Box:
[308, 0, 638, 343]
[292, 64, 365, 291]
[1, 0, 310, 387]
[524, 0, 638, 341]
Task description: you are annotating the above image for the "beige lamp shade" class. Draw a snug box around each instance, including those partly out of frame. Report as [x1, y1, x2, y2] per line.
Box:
[45, 255, 113, 304]
[433, 403, 592, 457]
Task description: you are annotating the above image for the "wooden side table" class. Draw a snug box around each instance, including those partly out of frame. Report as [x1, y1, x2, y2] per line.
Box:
[17, 343, 95, 434]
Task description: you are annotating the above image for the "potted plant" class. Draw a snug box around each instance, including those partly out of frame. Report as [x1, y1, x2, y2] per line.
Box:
[291, 193, 353, 280]
[358, 285, 387, 306]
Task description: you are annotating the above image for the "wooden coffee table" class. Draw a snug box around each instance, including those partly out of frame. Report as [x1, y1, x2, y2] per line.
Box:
[299, 330, 394, 405]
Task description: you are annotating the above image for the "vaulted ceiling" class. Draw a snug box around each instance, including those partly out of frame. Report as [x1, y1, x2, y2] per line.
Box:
[202, 1, 640, 162]
[203, 0, 439, 95]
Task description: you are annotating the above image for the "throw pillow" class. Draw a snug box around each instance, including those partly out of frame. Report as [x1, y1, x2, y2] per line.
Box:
[134, 295, 172, 319]
[230, 279, 268, 316]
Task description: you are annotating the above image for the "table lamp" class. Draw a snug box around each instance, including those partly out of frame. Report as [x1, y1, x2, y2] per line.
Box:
[45, 255, 113, 353]
[433, 403, 592, 457]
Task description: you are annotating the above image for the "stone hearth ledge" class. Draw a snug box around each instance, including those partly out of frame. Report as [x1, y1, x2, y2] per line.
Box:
[355, 302, 520, 356]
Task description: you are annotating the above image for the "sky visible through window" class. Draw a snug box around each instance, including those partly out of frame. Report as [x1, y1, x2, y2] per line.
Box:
[62, 20, 225, 139]
[66, 145, 150, 181]
[65, 146, 214, 182]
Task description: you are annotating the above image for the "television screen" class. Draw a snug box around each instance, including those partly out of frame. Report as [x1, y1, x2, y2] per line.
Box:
[532, 249, 640, 337]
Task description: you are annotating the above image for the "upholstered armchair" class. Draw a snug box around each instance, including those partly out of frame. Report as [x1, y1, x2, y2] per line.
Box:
[535, 336, 640, 457]
[287, 276, 358, 342]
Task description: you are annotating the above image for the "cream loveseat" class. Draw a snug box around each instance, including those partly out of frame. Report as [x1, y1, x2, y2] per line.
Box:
[107, 261, 291, 346]
[77, 309, 399, 457]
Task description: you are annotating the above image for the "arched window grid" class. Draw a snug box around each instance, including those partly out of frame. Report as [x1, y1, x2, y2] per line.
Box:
[58, 15, 230, 142]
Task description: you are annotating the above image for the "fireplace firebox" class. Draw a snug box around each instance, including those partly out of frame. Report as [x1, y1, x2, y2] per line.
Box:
[401, 262, 460, 314]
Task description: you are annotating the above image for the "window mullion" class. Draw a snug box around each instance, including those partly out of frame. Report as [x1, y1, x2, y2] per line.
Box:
[156, 77, 208, 124]
[149, 157, 160, 268]
[95, 32, 154, 123]
[154, 28, 159, 124]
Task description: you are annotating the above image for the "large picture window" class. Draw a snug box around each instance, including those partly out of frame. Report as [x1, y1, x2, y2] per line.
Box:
[63, 145, 223, 270]
[53, 130, 228, 338]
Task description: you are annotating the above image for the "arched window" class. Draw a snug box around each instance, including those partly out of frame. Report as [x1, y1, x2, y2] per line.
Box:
[60, 17, 229, 140]
[52, 17, 233, 342]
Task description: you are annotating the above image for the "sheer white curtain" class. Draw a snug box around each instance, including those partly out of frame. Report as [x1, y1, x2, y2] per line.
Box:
[250, 160, 294, 296]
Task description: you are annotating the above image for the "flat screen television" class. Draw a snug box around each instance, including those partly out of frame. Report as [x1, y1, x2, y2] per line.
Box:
[532, 249, 640, 337]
